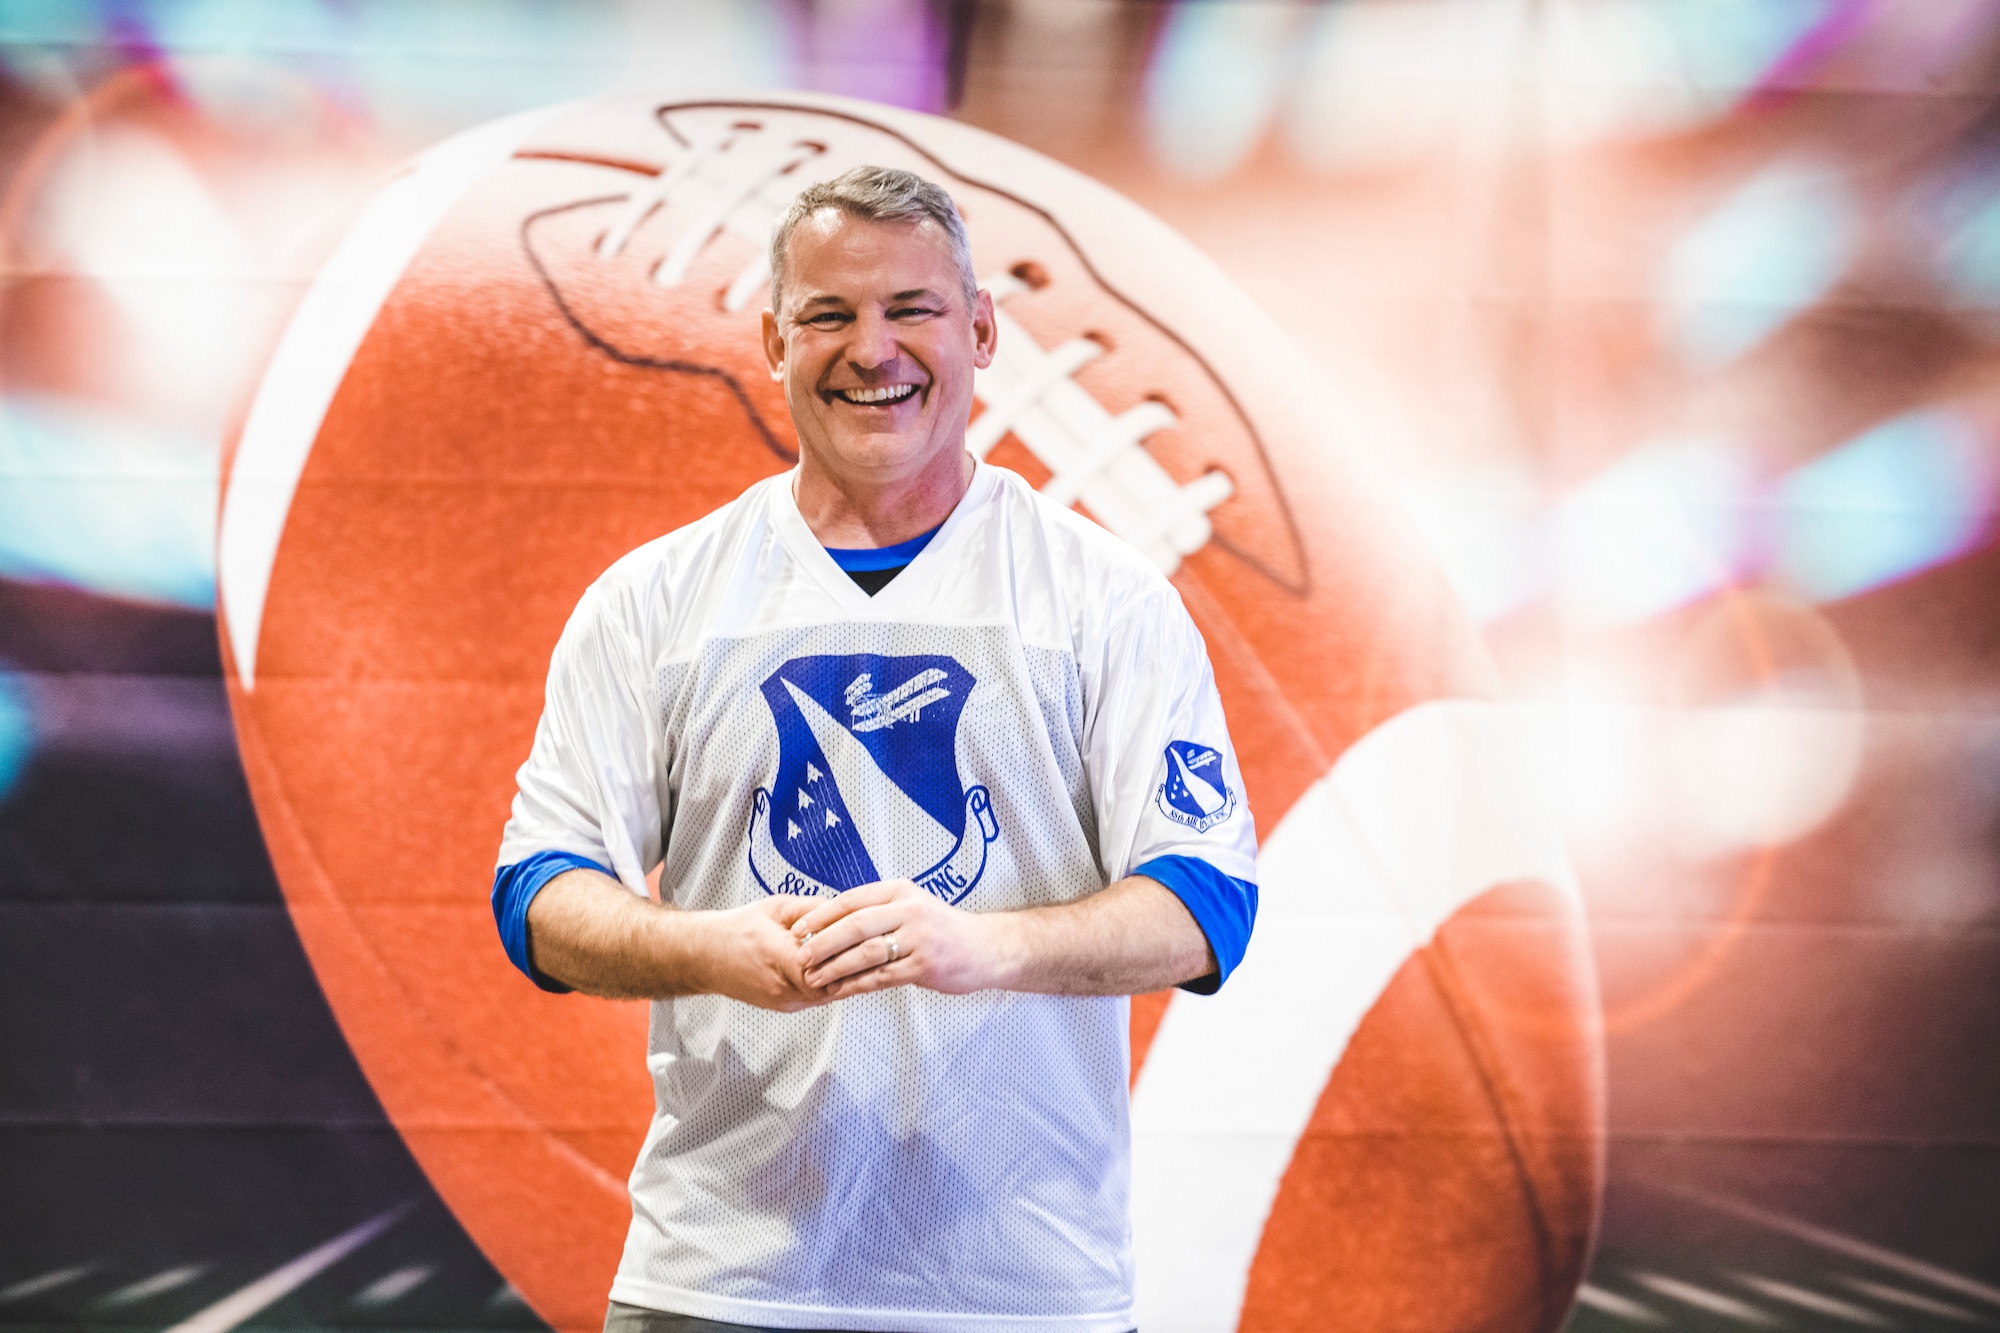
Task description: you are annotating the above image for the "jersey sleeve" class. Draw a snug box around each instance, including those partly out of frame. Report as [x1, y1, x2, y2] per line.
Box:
[496, 578, 667, 897]
[1082, 586, 1259, 986]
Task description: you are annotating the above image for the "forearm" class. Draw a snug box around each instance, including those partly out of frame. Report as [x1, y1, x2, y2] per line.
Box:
[525, 867, 703, 1000]
[986, 874, 1215, 996]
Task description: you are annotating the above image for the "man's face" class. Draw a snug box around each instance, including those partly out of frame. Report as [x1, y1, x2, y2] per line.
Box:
[763, 210, 996, 487]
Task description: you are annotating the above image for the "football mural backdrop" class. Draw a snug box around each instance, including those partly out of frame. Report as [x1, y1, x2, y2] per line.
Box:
[3, 4, 2000, 1333]
[214, 93, 1599, 1333]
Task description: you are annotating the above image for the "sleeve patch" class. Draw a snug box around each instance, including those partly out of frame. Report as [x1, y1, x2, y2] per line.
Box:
[1156, 740, 1236, 833]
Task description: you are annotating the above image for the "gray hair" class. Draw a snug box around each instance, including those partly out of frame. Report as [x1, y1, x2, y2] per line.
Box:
[768, 165, 978, 315]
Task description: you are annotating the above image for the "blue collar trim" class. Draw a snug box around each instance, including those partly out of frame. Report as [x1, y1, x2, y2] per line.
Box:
[824, 523, 943, 572]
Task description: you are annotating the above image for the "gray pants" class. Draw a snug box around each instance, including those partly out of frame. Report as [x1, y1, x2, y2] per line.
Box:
[605, 1299, 1135, 1333]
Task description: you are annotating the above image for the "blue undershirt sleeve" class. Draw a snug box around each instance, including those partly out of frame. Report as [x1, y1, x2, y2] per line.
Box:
[1133, 854, 1259, 996]
[491, 850, 613, 993]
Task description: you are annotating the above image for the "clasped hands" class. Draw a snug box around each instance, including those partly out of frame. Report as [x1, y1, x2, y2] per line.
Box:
[724, 877, 1013, 1012]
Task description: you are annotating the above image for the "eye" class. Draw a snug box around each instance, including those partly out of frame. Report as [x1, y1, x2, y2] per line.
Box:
[802, 311, 850, 328]
[890, 305, 938, 321]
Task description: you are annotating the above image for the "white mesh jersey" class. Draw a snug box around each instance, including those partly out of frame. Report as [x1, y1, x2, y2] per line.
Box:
[498, 460, 1257, 1333]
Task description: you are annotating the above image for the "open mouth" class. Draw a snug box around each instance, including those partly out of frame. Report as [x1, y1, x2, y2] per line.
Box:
[832, 384, 919, 406]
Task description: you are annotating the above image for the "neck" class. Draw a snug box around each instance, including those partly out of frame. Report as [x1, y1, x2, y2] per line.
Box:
[793, 446, 973, 548]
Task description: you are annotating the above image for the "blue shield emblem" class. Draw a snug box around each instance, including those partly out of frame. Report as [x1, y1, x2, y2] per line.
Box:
[1156, 739, 1235, 833]
[748, 653, 1000, 902]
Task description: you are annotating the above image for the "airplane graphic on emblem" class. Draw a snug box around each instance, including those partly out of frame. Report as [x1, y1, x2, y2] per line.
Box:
[1156, 740, 1235, 833]
[748, 653, 1000, 903]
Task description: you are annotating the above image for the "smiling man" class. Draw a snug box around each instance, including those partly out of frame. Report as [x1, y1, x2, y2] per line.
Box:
[491, 167, 1259, 1333]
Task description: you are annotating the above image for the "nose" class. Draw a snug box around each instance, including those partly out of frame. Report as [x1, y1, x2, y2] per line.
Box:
[846, 308, 898, 371]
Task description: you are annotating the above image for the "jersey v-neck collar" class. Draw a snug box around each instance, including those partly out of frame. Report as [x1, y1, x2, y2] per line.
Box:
[824, 524, 942, 573]
[770, 460, 996, 615]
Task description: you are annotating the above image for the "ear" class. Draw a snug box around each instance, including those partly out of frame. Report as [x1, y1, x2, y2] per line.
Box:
[970, 288, 998, 370]
[762, 308, 785, 382]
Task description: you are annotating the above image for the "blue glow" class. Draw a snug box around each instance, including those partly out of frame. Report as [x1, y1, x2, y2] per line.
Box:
[1554, 438, 1757, 624]
[1654, 0, 1838, 98]
[0, 673, 30, 803]
[1663, 161, 1858, 366]
[137, 0, 347, 53]
[0, 0, 102, 97]
[1146, 0, 1302, 182]
[41, 0, 802, 136]
[0, 0, 104, 45]
[0, 396, 217, 609]
[1540, 0, 1837, 143]
[1937, 186, 2000, 308]
[343, 0, 634, 132]
[1775, 411, 1992, 602]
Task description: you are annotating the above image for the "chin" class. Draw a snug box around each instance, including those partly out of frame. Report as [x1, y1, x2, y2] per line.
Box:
[818, 429, 957, 479]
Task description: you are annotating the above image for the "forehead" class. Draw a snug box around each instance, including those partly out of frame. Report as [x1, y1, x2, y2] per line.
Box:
[782, 208, 961, 301]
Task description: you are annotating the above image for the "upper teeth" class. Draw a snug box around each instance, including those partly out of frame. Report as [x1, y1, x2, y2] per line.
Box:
[842, 385, 916, 404]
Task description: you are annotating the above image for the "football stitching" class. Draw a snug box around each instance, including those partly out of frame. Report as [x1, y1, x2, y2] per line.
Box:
[975, 269, 1236, 575]
[593, 121, 825, 309]
[520, 194, 797, 464]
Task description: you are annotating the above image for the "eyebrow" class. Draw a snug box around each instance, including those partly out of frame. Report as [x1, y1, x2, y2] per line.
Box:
[795, 288, 946, 310]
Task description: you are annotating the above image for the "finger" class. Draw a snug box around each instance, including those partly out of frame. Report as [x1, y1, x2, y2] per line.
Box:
[774, 951, 839, 1002]
[790, 884, 891, 939]
[804, 926, 908, 987]
[790, 878, 920, 940]
[824, 956, 911, 999]
[792, 881, 903, 937]
[766, 895, 819, 927]
[803, 941, 882, 987]
[796, 902, 901, 969]
[799, 903, 906, 974]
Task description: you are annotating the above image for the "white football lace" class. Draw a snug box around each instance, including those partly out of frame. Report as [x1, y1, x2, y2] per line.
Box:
[604, 117, 1233, 573]
[595, 120, 824, 311]
[973, 271, 1233, 574]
